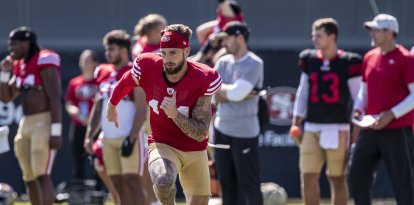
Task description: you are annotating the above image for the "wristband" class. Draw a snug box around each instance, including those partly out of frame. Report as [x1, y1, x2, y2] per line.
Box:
[51, 123, 62, 136]
[0, 71, 11, 83]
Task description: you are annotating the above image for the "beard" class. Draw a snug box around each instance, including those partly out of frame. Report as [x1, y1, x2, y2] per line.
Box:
[163, 54, 185, 75]
[107, 54, 121, 65]
[226, 43, 240, 55]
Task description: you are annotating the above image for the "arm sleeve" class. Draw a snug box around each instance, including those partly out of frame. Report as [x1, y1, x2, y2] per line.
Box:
[293, 73, 309, 117]
[109, 70, 137, 105]
[347, 76, 362, 101]
[391, 83, 414, 119]
[389, 55, 414, 118]
[353, 82, 367, 112]
[225, 59, 263, 101]
[225, 79, 254, 101]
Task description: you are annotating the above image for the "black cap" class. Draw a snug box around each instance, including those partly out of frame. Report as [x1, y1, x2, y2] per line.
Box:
[228, 1, 242, 15]
[9, 26, 37, 42]
[218, 0, 242, 15]
[216, 21, 250, 41]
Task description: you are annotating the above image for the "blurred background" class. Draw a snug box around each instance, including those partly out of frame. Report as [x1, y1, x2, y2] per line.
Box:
[0, 0, 413, 200]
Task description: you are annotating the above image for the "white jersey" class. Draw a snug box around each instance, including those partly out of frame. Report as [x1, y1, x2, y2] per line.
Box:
[97, 65, 136, 139]
[101, 97, 135, 139]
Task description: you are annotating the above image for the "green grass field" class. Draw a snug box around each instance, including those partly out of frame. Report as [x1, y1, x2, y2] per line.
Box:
[8, 202, 355, 205]
[13, 202, 187, 205]
[7, 201, 358, 205]
[13, 199, 397, 205]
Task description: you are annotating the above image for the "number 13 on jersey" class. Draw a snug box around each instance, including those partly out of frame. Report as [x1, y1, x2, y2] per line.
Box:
[309, 72, 340, 104]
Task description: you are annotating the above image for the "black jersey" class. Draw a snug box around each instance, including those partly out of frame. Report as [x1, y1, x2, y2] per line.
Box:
[298, 49, 362, 123]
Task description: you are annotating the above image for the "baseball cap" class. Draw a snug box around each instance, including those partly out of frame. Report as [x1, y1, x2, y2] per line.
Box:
[364, 14, 399, 34]
[9, 26, 37, 42]
[216, 21, 250, 41]
[228, 1, 242, 15]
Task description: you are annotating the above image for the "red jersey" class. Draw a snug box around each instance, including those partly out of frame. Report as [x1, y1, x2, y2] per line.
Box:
[97, 63, 134, 101]
[13, 50, 60, 89]
[362, 45, 414, 128]
[132, 37, 160, 58]
[93, 64, 115, 84]
[131, 53, 222, 151]
[65, 75, 99, 126]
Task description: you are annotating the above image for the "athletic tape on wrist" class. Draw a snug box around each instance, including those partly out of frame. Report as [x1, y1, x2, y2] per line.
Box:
[51, 123, 62, 136]
[0, 72, 11, 83]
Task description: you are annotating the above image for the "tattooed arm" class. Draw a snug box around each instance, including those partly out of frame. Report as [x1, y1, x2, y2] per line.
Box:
[174, 96, 212, 142]
[161, 94, 212, 142]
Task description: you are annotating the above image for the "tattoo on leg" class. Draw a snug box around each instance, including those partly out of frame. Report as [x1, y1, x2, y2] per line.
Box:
[149, 158, 177, 205]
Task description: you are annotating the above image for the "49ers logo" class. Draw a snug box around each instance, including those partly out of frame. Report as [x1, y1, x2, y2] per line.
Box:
[167, 87, 175, 95]
[161, 36, 170, 42]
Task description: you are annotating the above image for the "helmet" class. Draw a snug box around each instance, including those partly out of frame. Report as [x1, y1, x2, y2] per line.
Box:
[0, 183, 17, 205]
[261, 182, 288, 205]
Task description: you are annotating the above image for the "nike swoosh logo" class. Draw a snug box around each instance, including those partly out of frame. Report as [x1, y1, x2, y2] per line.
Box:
[242, 148, 251, 154]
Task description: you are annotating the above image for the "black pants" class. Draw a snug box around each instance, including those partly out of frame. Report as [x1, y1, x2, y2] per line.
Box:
[214, 129, 263, 205]
[69, 124, 87, 180]
[349, 127, 414, 205]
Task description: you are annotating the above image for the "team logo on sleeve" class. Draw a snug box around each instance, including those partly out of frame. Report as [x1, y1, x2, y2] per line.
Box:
[161, 36, 170, 42]
[167, 87, 175, 95]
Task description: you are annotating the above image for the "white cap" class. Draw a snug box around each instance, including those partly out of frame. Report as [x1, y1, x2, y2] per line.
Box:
[364, 14, 399, 34]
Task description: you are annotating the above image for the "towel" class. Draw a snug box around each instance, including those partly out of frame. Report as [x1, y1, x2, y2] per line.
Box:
[0, 126, 10, 154]
[319, 126, 339, 149]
